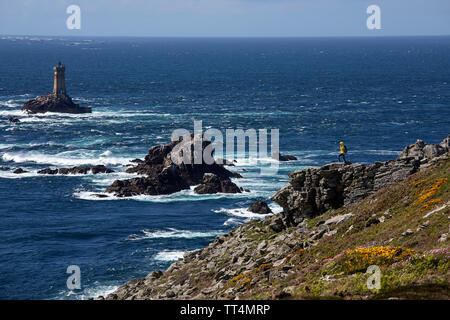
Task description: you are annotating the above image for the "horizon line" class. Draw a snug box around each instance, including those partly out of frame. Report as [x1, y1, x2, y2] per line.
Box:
[2, 34, 450, 39]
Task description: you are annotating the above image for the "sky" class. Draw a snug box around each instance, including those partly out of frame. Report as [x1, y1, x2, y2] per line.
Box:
[0, 0, 449, 37]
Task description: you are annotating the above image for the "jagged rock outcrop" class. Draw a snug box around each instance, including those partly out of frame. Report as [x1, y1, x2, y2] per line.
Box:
[37, 165, 114, 175]
[398, 134, 450, 161]
[22, 94, 91, 114]
[194, 173, 242, 194]
[106, 134, 242, 197]
[272, 135, 450, 227]
[248, 200, 273, 214]
[13, 168, 28, 174]
[106, 167, 190, 197]
[272, 152, 297, 161]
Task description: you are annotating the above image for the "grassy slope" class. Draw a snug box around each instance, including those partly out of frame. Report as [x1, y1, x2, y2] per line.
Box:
[111, 158, 449, 300]
[235, 158, 450, 299]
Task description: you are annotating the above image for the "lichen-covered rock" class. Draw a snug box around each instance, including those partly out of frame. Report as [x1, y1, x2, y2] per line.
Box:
[272, 158, 421, 226]
[22, 94, 91, 114]
[272, 135, 450, 227]
[398, 135, 450, 161]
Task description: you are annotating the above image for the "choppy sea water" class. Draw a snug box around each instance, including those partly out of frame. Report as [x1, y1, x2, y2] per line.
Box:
[0, 36, 449, 299]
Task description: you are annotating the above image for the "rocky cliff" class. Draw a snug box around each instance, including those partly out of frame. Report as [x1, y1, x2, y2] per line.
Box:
[103, 136, 450, 300]
[272, 135, 450, 227]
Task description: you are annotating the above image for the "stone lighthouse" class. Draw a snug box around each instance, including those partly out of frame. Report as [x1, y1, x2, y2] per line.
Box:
[22, 61, 91, 114]
[53, 61, 66, 96]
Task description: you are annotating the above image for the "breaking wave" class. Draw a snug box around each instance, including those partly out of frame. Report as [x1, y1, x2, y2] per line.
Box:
[1, 151, 132, 167]
[153, 250, 186, 262]
[126, 228, 224, 241]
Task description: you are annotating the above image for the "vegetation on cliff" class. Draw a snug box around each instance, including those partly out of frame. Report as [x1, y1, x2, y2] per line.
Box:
[106, 155, 449, 300]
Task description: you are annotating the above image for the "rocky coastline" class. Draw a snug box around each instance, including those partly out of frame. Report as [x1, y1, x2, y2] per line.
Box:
[272, 135, 450, 228]
[103, 135, 450, 300]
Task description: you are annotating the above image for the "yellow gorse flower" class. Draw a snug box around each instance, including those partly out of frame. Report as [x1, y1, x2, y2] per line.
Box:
[412, 178, 447, 214]
[342, 246, 414, 273]
[414, 178, 447, 205]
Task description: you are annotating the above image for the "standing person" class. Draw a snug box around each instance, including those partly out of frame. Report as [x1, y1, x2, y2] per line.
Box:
[338, 141, 348, 162]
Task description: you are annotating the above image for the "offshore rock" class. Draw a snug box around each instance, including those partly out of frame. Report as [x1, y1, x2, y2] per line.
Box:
[194, 173, 241, 194]
[38, 165, 114, 175]
[13, 168, 28, 174]
[107, 134, 241, 197]
[272, 152, 297, 161]
[248, 200, 273, 214]
[22, 94, 91, 114]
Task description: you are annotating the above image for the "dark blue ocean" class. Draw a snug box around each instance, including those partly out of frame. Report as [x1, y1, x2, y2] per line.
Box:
[0, 36, 449, 299]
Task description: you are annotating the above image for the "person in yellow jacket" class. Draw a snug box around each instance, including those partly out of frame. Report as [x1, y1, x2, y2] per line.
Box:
[338, 141, 348, 162]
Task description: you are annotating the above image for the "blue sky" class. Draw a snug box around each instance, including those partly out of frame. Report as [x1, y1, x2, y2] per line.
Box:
[1, 0, 449, 37]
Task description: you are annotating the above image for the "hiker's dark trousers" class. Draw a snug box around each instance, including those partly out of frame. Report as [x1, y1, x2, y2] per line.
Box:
[338, 153, 346, 162]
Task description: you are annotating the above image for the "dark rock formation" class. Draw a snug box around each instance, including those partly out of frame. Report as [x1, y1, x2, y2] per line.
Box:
[8, 117, 20, 123]
[194, 173, 241, 194]
[22, 94, 91, 114]
[37, 168, 58, 175]
[248, 200, 273, 214]
[398, 135, 450, 161]
[272, 159, 420, 226]
[91, 165, 114, 174]
[106, 134, 242, 197]
[272, 152, 297, 161]
[38, 165, 114, 175]
[106, 165, 190, 197]
[272, 135, 449, 227]
[13, 168, 28, 174]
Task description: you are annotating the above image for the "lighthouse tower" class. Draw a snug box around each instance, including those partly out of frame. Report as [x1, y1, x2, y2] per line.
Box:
[53, 61, 66, 96]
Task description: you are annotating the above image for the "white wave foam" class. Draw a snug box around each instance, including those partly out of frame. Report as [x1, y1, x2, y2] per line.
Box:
[2, 151, 132, 167]
[100, 150, 113, 157]
[365, 149, 401, 156]
[126, 228, 224, 241]
[230, 156, 281, 167]
[74, 186, 260, 202]
[223, 218, 242, 227]
[213, 208, 271, 219]
[0, 169, 132, 180]
[0, 100, 21, 108]
[74, 191, 116, 200]
[214, 202, 282, 219]
[87, 172, 140, 186]
[61, 284, 119, 300]
[0, 110, 26, 117]
[0, 170, 39, 179]
[153, 250, 185, 262]
[233, 177, 287, 189]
